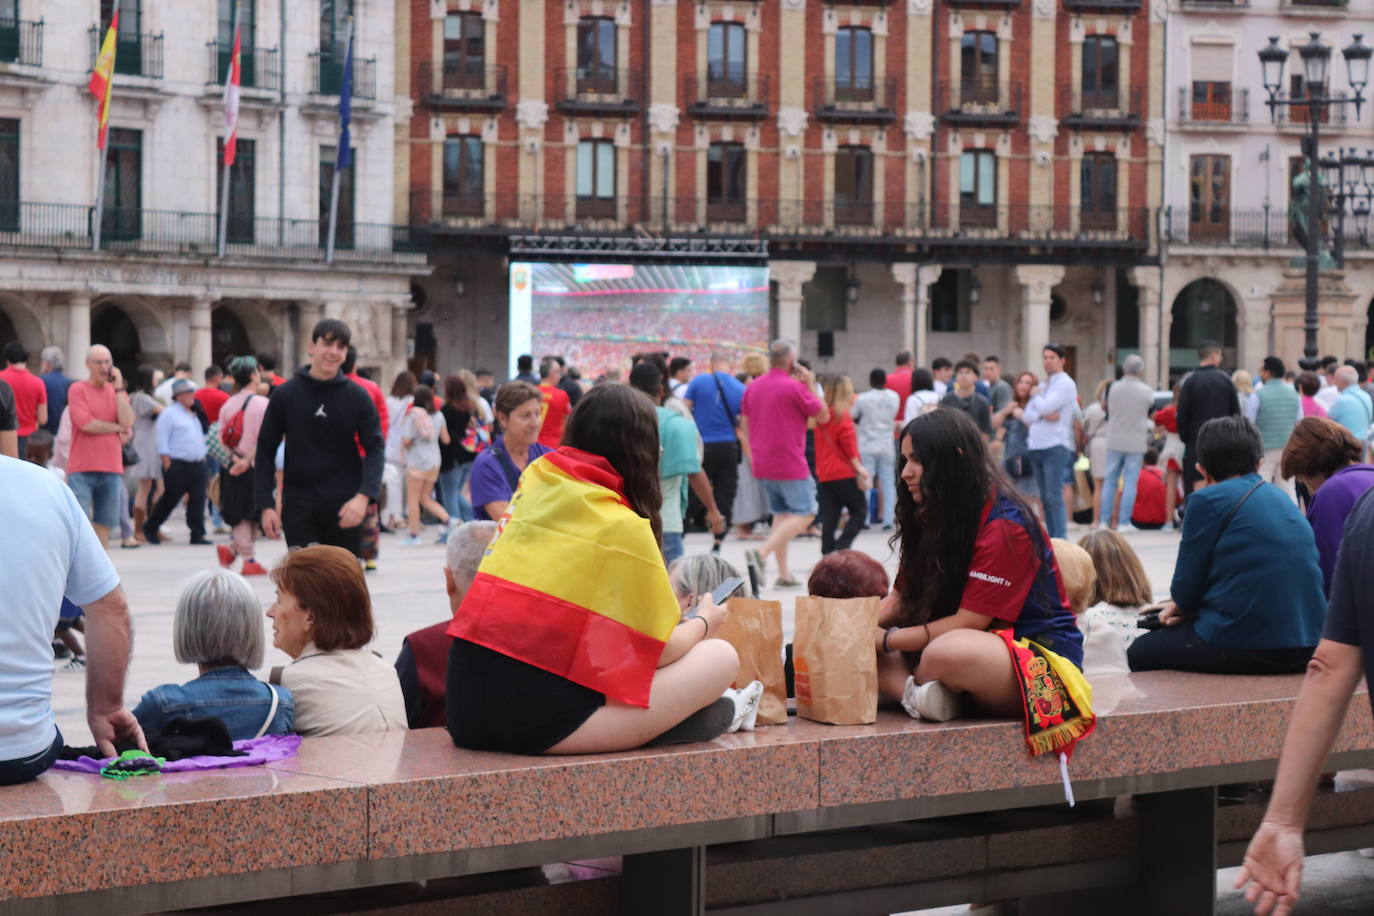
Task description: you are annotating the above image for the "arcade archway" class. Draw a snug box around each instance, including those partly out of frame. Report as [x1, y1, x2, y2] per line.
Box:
[1169, 278, 1238, 382]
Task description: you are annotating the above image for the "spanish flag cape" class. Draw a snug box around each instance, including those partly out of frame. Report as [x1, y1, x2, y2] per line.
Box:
[447, 447, 680, 707]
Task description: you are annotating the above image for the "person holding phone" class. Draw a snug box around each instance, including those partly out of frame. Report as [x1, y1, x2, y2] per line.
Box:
[446, 384, 762, 755]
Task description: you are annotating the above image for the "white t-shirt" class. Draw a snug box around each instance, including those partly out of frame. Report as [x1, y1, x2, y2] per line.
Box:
[0, 457, 120, 759]
[903, 390, 941, 423]
[852, 388, 900, 455]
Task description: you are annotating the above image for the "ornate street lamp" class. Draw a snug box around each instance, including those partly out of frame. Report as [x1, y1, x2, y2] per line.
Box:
[1258, 33, 1369, 370]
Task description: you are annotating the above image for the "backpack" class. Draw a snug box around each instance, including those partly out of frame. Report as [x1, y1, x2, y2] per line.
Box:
[409, 405, 435, 440]
[460, 413, 490, 454]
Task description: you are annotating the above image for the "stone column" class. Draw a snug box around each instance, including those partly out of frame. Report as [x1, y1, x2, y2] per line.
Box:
[891, 263, 943, 367]
[1129, 266, 1162, 387]
[278, 302, 297, 374]
[171, 303, 191, 366]
[770, 260, 815, 345]
[392, 297, 412, 382]
[66, 293, 91, 368]
[1015, 265, 1066, 373]
[190, 294, 214, 373]
[1239, 309, 1271, 380]
[296, 300, 324, 368]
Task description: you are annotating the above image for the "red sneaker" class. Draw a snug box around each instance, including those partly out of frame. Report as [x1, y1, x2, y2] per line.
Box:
[216, 545, 234, 568]
[240, 560, 268, 576]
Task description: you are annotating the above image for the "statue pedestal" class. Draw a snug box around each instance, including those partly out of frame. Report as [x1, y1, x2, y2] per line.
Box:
[1270, 269, 1358, 368]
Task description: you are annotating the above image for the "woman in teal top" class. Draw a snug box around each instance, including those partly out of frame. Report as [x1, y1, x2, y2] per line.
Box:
[1129, 416, 1325, 674]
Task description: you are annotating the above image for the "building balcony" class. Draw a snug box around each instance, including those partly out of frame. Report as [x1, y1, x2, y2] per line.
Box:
[1161, 206, 1371, 250]
[1062, 0, 1142, 11]
[1272, 90, 1351, 127]
[0, 18, 42, 67]
[0, 200, 425, 265]
[415, 62, 507, 112]
[937, 80, 1022, 126]
[407, 192, 1152, 254]
[814, 76, 898, 125]
[553, 67, 642, 117]
[309, 50, 377, 100]
[943, 0, 1022, 8]
[684, 72, 770, 121]
[1178, 86, 1248, 125]
[88, 26, 162, 79]
[1060, 85, 1144, 130]
[206, 41, 280, 92]
[1180, 0, 1249, 10]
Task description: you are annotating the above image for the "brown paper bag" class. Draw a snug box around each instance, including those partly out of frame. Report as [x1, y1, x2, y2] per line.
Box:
[793, 596, 880, 725]
[717, 598, 788, 726]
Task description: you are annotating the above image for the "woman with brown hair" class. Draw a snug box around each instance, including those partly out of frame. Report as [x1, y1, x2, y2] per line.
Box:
[998, 371, 1040, 510]
[447, 383, 759, 754]
[267, 545, 407, 736]
[398, 384, 452, 545]
[1075, 529, 1156, 661]
[468, 381, 552, 521]
[1281, 416, 1374, 596]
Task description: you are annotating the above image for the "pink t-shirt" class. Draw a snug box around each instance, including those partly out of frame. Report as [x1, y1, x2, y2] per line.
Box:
[741, 368, 824, 481]
[66, 380, 123, 474]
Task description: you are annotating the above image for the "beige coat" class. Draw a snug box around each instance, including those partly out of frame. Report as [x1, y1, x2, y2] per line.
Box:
[280, 644, 409, 737]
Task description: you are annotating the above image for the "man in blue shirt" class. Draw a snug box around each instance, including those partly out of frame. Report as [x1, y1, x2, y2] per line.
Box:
[1328, 365, 1372, 443]
[39, 347, 71, 435]
[143, 379, 210, 545]
[682, 351, 745, 552]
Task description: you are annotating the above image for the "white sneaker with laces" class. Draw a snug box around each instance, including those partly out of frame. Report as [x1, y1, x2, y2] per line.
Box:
[900, 676, 962, 722]
[725, 680, 765, 732]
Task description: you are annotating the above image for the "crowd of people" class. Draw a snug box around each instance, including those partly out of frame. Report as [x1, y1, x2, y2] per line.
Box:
[5, 321, 1374, 915]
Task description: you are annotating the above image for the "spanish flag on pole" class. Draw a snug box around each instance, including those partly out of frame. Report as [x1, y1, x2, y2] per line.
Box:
[448, 448, 681, 708]
[223, 16, 242, 167]
[88, 10, 118, 150]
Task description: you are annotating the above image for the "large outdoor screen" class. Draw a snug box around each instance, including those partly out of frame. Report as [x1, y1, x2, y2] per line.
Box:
[508, 262, 770, 380]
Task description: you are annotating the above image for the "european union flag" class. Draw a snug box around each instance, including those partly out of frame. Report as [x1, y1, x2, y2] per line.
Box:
[337, 29, 353, 169]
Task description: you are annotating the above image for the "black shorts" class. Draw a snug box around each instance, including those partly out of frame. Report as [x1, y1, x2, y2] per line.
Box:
[282, 499, 363, 558]
[218, 470, 259, 527]
[446, 638, 605, 755]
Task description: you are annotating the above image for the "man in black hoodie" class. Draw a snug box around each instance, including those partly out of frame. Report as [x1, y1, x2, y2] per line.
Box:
[253, 319, 385, 557]
[1176, 339, 1239, 499]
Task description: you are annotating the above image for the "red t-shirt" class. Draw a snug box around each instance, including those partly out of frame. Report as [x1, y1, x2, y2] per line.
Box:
[1154, 404, 1178, 433]
[0, 366, 47, 436]
[195, 386, 230, 423]
[537, 383, 572, 448]
[1131, 466, 1167, 526]
[814, 411, 860, 482]
[66, 380, 123, 474]
[887, 368, 914, 422]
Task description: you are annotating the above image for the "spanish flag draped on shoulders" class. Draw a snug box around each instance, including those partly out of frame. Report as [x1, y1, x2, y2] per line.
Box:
[448, 446, 681, 708]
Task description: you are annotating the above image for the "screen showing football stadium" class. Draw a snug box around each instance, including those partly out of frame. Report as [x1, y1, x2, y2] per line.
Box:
[508, 262, 770, 380]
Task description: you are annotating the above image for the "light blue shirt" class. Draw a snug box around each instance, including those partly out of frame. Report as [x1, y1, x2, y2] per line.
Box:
[1329, 386, 1373, 440]
[156, 401, 208, 462]
[1023, 371, 1079, 451]
[0, 458, 120, 759]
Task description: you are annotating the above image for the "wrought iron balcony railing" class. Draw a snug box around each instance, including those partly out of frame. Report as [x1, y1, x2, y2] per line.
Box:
[414, 62, 507, 111]
[684, 72, 771, 120]
[1060, 84, 1144, 128]
[937, 80, 1022, 125]
[88, 26, 162, 79]
[206, 40, 280, 91]
[1178, 86, 1249, 124]
[553, 66, 642, 116]
[814, 76, 899, 123]
[310, 50, 377, 100]
[1161, 206, 1371, 249]
[0, 18, 42, 67]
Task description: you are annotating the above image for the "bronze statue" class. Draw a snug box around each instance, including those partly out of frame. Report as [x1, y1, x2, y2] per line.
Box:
[1289, 159, 1336, 268]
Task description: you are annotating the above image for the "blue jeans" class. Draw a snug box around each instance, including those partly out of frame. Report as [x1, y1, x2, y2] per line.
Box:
[662, 531, 684, 568]
[1100, 449, 1145, 528]
[439, 463, 475, 523]
[205, 457, 223, 527]
[0, 727, 62, 787]
[861, 448, 897, 528]
[1028, 446, 1073, 539]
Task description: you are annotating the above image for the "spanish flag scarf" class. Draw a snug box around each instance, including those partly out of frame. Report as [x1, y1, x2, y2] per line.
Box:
[447, 447, 680, 707]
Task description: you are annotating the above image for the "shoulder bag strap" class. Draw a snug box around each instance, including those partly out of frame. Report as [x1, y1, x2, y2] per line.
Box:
[1217, 478, 1264, 537]
[711, 371, 739, 437]
[253, 683, 281, 740]
[491, 443, 523, 493]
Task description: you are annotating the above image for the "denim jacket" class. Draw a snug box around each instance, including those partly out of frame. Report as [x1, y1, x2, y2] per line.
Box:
[132, 666, 294, 741]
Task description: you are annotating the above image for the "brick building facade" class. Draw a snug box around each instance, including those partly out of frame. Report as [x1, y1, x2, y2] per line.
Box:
[400, 0, 1164, 387]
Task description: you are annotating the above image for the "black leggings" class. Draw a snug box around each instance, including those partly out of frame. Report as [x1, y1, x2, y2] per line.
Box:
[818, 477, 867, 555]
[1127, 620, 1314, 674]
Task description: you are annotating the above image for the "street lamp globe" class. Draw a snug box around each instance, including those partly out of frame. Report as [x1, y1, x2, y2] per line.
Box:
[1258, 37, 1288, 94]
[1299, 32, 1331, 90]
[1343, 34, 1372, 92]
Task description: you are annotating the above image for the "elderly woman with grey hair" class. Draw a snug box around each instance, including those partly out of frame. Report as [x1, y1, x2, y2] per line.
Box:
[132, 569, 293, 739]
[668, 554, 748, 617]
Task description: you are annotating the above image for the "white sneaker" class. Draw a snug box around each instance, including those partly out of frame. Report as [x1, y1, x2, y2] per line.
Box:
[1117, 523, 1140, 533]
[900, 676, 962, 722]
[725, 680, 765, 732]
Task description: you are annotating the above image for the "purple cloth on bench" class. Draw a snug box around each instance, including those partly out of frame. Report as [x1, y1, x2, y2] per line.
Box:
[51, 734, 301, 774]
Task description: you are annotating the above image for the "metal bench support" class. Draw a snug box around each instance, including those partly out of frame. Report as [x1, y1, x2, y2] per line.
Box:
[621, 846, 705, 916]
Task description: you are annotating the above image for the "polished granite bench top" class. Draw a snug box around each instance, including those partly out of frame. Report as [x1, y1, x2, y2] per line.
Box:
[1, 671, 1370, 901]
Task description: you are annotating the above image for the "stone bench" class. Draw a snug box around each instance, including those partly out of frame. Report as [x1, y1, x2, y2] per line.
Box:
[1, 671, 1371, 916]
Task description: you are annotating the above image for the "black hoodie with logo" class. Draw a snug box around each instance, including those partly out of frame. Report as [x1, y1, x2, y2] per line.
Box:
[253, 366, 385, 511]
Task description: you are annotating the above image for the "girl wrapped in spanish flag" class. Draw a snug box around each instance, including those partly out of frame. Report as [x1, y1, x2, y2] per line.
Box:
[446, 383, 763, 755]
[878, 408, 1094, 763]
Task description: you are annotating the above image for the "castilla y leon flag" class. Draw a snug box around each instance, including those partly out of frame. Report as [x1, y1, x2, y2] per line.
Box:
[448, 448, 681, 708]
[223, 19, 242, 167]
[88, 10, 119, 150]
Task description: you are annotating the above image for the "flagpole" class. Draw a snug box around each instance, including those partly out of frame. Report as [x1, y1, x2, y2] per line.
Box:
[92, 148, 107, 251]
[217, 1, 242, 258]
[325, 17, 353, 265]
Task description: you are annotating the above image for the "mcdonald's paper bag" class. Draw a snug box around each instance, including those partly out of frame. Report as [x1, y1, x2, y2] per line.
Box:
[718, 598, 788, 726]
[793, 596, 881, 725]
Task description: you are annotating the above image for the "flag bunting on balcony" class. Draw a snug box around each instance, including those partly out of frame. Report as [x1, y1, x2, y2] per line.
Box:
[88, 10, 119, 150]
[223, 16, 242, 167]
